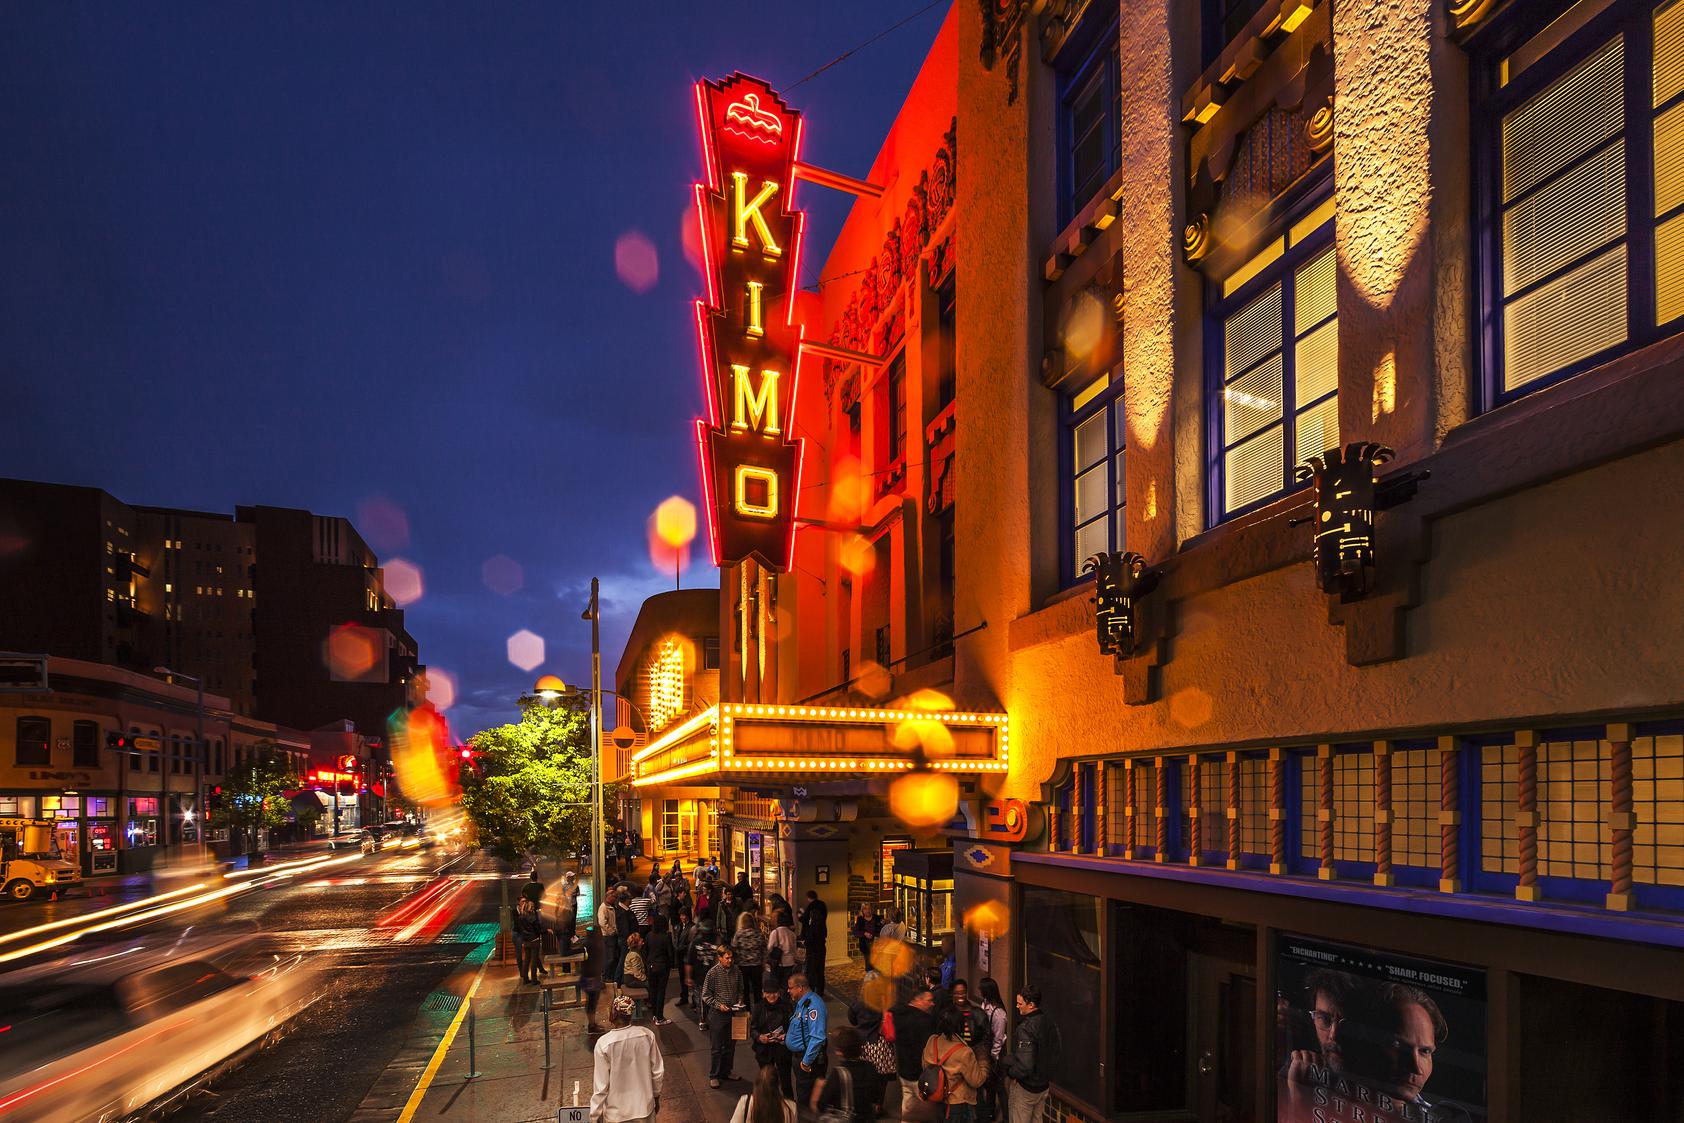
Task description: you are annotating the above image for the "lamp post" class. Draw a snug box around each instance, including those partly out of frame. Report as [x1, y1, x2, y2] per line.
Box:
[153, 666, 207, 860]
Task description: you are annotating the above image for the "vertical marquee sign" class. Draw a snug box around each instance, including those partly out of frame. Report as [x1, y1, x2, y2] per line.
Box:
[692, 74, 806, 572]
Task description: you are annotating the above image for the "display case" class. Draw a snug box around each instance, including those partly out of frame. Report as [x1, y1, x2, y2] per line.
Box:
[890, 847, 954, 949]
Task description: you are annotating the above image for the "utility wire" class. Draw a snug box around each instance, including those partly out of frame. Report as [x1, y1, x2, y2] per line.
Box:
[781, 0, 947, 95]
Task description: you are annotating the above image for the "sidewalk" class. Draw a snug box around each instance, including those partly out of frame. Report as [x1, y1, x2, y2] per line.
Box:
[353, 945, 872, 1123]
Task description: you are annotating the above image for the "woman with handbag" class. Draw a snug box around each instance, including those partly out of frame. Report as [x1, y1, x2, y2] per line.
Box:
[815, 1026, 883, 1122]
[766, 909, 797, 992]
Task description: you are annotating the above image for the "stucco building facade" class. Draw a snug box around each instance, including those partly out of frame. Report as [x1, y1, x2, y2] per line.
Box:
[932, 0, 1684, 1119]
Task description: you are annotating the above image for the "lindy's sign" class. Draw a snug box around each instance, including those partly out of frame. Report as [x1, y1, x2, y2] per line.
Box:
[692, 74, 805, 571]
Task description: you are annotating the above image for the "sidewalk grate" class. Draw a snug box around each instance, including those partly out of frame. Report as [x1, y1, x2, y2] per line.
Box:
[421, 992, 462, 1014]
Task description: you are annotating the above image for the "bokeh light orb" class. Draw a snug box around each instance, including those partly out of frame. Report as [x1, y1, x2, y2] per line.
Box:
[653, 496, 698, 548]
[854, 660, 891, 700]
[869, 936, 916, 981]
[861, 970, 899, 1011]
[507, 629, 546, 673]
[615, 230, 660, 293]
[384, 558, 424, 606]
[355, 495, 410, 553]
[423, 668, 457, 710]
[325, 624, 381, 680]
[827, 457, 873, 523]
[963, 899, 1011, 938]
[889, 769, 959, 828]
[482, 554, 524, 596]
[840, 533, 877, 577]
[1061, 288, 1106, 359]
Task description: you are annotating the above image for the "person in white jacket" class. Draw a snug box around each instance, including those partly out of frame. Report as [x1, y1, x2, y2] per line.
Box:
[592, 995, 664, 1123]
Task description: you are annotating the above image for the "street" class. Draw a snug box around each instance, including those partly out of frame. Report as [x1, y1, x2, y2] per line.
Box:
[0, 844, 499, 1123]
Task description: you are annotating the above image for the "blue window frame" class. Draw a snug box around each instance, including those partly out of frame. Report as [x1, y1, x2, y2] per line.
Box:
[1473, 0, 1684, 408]
[1057, 16, 1121, 226]
[1059, 369, 1126, 586]
[1201, 0, 1271, 66]
[1205, 192, 1338, 524]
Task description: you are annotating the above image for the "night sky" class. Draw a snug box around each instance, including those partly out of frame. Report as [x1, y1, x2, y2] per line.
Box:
[0, 2, 947, 738]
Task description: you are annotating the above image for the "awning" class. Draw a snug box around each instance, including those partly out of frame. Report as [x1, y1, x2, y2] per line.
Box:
[630, 703, 1009, 788]
[290, 790, 334, 814]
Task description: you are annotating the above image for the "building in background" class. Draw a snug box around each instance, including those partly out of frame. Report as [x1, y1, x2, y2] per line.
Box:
[0, 653, 312, 874]
[236, 503, 419, 738]
[610, 589, 721, 866]
[0, 478, 424, 860]
[920, 0, 1684, 1119]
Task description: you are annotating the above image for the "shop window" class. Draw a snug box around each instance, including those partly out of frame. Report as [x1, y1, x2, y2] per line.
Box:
[1056, 14, 1121, 225]
[1022, 888, 1103, 1107]
[1061, 370, 1126, 586]
[1393, 747, 1443, 871]
[1538, 737, 1611, 880]
[661, 800, 680, 854]
[72, 720, 100, 768]
[1104, 761, 1128, 855]
[1207, 199, 1337, 522]
[1633, 733, 1684, 888]
[1199, 757, 1230, 862]
[1237, 756, 1270, 862]
[15, 716, 50, 766]
[1481, 743, 1521, 875]
[1331, 749, 1376, 864]
[1052, 774, 1076, 851]
[1131, 761, 1158, 855]
[1476, 0, 1684, 405]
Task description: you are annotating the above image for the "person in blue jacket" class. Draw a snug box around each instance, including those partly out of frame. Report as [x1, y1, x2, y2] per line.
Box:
[785, 970, 829, 1108]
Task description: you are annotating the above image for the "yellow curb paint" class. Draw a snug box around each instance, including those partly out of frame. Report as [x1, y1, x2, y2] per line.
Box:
[395, 953, 495, 1123]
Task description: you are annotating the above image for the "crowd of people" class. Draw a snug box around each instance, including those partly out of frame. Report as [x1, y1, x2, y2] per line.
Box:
[517, 854, 1061, 1123]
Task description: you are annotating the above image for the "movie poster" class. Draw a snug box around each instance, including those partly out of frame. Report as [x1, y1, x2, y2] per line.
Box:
[1276, 935, 1486, 1123]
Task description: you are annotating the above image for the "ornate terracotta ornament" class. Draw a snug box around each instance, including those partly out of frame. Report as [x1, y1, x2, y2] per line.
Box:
[1306, 96, 1335, 155]
[1085, 551, 1160, 659]
[979, 0, 1030, 104]
[1183, 213, 1213, 265]
[1446, 0, 1498, 31]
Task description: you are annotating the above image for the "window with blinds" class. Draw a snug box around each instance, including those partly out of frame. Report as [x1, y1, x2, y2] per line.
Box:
[1210, 201, 1338, 521]
[1486, 0, 1684, 400]
[1063, 370, 1126, 584]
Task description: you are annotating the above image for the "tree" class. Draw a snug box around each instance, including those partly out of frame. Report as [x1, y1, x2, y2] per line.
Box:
[459, 693, 616, 866]
[212, 741, 298, 853]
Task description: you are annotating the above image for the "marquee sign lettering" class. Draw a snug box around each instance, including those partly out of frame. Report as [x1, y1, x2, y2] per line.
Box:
[692, 73, 807, 572]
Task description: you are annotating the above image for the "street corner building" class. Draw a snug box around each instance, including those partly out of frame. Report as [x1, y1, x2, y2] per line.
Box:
[663, 0, 1684, 1120]
[0, 479, 431, 870]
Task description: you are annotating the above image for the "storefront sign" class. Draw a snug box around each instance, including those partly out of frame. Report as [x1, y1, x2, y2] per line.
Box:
[1276, 935, 1486, 1123]
[691, 73, 806, 571]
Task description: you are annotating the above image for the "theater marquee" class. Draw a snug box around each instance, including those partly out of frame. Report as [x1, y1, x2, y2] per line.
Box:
[691, 73, 807, 572]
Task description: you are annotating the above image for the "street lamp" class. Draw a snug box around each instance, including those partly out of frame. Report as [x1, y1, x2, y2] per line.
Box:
[153, 666, 207, 860]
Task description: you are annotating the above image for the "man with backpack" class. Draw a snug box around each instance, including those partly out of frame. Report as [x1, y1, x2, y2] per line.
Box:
[885, 987, 938, 1117]
[1002, 985, 1059, 1123]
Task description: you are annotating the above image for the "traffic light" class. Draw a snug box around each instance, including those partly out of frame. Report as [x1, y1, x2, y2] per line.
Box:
[106, 731, 131, 752]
